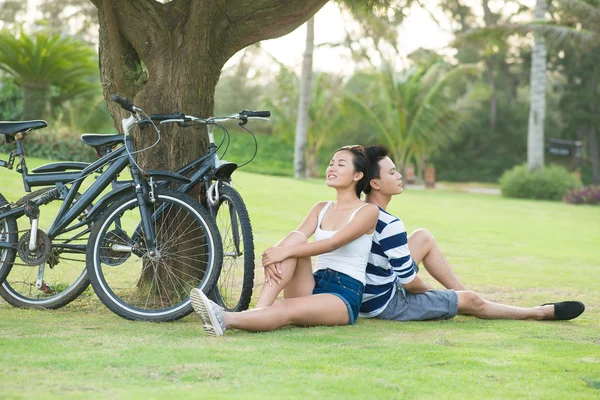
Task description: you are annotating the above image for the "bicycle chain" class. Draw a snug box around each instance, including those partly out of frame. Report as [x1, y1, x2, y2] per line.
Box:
[0, 228, 88, 268]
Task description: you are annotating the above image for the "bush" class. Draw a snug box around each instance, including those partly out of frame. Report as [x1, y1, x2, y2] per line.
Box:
[22, 132, 96, 162]
[499, 164, 580, 201]
[563, 185, 600, 205]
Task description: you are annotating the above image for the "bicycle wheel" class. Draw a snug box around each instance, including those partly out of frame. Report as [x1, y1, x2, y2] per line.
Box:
[87, 188, 222, 321]
[0, 188, 91, 309]
[0, 193, 18, 285]
[208, 184, 255, 311]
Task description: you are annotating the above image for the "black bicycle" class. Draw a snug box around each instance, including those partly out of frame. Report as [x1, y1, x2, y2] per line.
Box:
[0, 95, 222, 321]
[147, 108, 270, 311]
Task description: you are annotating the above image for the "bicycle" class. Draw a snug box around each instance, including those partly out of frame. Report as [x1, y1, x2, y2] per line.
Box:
[147, 108, 270, 311]
[0, 95, 223, 322]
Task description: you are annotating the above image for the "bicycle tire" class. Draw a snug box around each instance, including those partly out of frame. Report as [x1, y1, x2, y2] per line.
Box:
[0, 187, 91, 309]
[208, 184, 255, 312]
[0, 193, 18, 285]
[87, 188, 222, 322]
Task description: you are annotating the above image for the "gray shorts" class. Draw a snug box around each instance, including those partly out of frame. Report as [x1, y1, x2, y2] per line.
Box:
[377, 285, 458, 321]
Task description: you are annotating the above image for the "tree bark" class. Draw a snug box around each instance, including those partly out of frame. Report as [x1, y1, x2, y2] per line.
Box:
[526, 0, 547, 172]
[294, 17, 315, 179]
[90, 0, 327, 172]
[590, 127, 600, 185]
[482, 0, 497, 132]
[22, 83, 49, 120]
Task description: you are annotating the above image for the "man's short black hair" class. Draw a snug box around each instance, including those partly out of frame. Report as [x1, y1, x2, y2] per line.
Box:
[363, 145, 390, 195]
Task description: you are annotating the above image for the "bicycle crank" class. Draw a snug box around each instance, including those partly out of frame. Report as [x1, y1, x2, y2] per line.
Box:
[17, 229, 51, 265]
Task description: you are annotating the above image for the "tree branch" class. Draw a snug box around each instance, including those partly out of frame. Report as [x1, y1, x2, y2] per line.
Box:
[222, 0, 328, 56]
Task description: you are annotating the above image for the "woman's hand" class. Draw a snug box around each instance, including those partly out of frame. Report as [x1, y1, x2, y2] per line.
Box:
[264, 263, 283, 286]
[262, 246, 289, 267]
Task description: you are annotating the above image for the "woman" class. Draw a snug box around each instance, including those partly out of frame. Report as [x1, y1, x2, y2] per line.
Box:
[190, 145, 379, 336]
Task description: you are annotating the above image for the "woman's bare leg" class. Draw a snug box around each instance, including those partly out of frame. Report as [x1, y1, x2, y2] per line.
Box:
[255, 233, 314, 308]
[408, 229, 467, 290]
[223, 294, 349, 331]
[457, 291, 552, 320]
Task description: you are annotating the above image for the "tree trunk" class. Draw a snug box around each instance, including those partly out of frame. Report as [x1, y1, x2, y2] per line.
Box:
[294, 17, 315, 179]
[89, 0, 326, 285]
[482, 0, 497, 132]
[590, 127, 600, 185]
[526, 0, 547, 172]
[22, 83, 49, 120]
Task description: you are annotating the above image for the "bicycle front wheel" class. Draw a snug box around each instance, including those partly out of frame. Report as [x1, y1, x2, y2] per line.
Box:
[87, 189, 222, 321]
[208, 184, 255, 312]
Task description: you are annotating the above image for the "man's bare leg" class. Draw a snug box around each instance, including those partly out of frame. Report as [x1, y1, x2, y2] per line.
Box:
[408, 228, 467, 290]
[457, 291, 552, 319]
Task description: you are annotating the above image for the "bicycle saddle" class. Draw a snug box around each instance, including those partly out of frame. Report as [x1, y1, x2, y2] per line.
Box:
[0, 120, 48, 136]
[80, 133, 124, 148]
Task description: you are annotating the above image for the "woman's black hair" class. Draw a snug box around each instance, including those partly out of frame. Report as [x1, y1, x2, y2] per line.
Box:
[363, 145, 390, 195]
[335, 145, 369, 197]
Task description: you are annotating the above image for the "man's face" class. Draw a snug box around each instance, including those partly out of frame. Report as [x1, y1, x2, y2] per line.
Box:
[371, 156, 403, 196]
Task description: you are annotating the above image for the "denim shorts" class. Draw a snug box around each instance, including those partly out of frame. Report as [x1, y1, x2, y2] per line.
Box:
[312, 268, 365, 325]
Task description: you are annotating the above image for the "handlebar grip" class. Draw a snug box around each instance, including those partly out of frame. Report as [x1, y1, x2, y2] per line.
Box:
[111, 94, 134, 112]
[150, 113, 185, 121]
[240, 110, 270, 118]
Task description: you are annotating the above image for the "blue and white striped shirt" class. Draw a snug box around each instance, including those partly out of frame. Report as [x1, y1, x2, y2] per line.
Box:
[359, 207, 417, 318]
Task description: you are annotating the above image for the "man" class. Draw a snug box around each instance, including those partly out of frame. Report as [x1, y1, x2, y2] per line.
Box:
[359, 145, 585, 321]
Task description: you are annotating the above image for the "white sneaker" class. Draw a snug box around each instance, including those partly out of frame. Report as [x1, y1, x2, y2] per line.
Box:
[190, 288, 227, 337]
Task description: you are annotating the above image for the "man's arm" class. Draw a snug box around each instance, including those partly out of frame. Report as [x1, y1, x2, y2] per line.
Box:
[379, 220, 418, 284]
[402, 274, 433, 293]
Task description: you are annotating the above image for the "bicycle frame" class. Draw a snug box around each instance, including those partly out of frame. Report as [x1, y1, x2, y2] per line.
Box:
[0, 114, 161, 254]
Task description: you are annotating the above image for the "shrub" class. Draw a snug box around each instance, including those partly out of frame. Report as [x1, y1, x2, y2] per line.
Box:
[21, 132, 96, 163]
[563, 185, 600, 205]
[499, 164, 580, 201]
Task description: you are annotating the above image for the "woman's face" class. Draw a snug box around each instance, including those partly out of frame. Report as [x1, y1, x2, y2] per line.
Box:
[326, 150, 363, 189]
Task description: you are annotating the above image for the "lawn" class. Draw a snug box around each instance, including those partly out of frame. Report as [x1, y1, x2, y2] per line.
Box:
[0, 164, 599, 399]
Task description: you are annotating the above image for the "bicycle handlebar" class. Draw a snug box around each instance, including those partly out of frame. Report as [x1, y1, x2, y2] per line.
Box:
[149, 110, 270, 125]
[150, 113, 186, 121]
[111, 94, 135, 112]
[240, 110, 271, 118]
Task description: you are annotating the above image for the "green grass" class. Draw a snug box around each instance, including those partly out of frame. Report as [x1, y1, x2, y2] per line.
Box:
[1, 165, 599, 399]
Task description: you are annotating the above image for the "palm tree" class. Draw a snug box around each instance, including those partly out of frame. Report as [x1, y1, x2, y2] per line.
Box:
[527, 0, 548, 172]
[266, 70, 346, 178]
[293, 17, 314, 179]
[0, 30, 98, 119]
[343, 60, 489, 177]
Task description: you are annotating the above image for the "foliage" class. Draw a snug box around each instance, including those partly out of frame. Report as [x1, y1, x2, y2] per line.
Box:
[499, 163, 581, 201]
[264, 68, 347, 177]
[0, 30, 97, 95]
[563, 184, 600, 205]
[0, 76, 22, 120]
[19, 130, 96, 163]
[0, 30, 100, 119]
[342, 58, 489, 175]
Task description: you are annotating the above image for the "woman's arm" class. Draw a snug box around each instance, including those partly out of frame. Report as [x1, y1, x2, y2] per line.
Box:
[263, 202, 326, 284]
[262, 204, 379, 266]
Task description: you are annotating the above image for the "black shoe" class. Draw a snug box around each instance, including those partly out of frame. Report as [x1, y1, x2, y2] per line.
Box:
[541, 301, 585, 320]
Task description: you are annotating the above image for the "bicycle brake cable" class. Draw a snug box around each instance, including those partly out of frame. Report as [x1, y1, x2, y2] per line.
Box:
[236, 123, 258, 168]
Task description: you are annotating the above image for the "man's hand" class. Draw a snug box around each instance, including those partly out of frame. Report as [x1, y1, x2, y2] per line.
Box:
[403, 275, 433, 294]
[264, 263, 283, 286]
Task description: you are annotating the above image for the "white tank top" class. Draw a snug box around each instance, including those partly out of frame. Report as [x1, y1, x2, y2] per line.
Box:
[314, 201, 374, 284]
